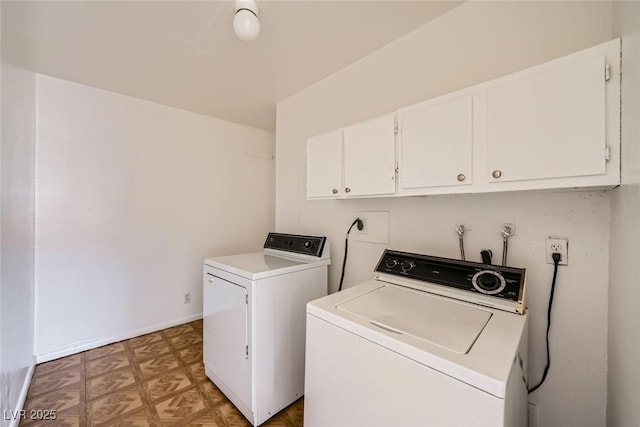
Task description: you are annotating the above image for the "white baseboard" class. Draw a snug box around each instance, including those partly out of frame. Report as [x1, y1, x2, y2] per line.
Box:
[7, 359, 35, 427]
[34, 313, 203, 364]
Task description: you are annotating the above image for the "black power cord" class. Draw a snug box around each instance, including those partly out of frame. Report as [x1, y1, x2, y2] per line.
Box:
[528, 252, 562, 394]
[338, 218, 364, 292]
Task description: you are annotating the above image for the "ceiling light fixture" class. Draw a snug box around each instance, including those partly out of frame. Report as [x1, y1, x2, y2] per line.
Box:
[233, 0, 260, 42]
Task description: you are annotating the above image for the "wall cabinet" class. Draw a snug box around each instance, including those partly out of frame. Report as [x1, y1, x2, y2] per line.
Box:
[398, 95, 473, 191]
[342, 114, 396, 197]
[306, 130, 343, 198]
[306, 114, 396, 199]
[306, 38, 620, 200]
[486, 55, 607, 185]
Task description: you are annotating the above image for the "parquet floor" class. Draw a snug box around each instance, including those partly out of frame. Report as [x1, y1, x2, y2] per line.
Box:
[20, 320, 303, 426]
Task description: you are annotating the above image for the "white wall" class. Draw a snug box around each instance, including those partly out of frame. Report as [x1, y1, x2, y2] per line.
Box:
[276, 2, 613, 426]
[35, 75, 275, 361]
[609, 2, 640, 426]
[0, 64, 36, 426]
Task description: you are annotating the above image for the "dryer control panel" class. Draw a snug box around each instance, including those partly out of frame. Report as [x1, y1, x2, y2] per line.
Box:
[375, 249, 526, 313]
[264, 233, 326, 257]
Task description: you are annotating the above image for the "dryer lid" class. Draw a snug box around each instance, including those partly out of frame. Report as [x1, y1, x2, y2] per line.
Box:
[205, 252, 312, 280]
[336, 285, 492, 354]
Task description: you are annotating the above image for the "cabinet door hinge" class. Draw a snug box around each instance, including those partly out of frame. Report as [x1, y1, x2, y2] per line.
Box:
[246, 345, 248, 356]
[394, 122, 399, 135]
[245, 295, 248, 304]
[605, 63, 611, 82]
[605, 144, 611, 162]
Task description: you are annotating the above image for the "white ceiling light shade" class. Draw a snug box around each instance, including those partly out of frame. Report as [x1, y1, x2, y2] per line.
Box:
[233, 0, 260, 42]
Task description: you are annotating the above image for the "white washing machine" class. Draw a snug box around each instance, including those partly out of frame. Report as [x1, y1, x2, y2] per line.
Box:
[203, 232, 330, 426]
[305, 249, 528, 427]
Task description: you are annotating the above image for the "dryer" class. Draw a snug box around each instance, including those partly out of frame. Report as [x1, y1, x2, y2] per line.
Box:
[304, 249, 528, 427]
[203, 232, 330, 426]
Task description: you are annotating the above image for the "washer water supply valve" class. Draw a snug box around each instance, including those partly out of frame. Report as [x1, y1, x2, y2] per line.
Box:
[453, 223, 515, 267]
[455, 225, 467, 261]
[498, 223, 515, 266]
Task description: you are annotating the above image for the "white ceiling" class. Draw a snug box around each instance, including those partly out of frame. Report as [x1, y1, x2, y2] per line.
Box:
[2, 1, 463, 131]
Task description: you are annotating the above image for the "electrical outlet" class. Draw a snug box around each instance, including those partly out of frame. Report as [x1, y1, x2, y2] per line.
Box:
[183, 292, 191, 304]
[352, 211, 389, 244]
[546, 236, 568, 265]
[354, 216, 367, 233]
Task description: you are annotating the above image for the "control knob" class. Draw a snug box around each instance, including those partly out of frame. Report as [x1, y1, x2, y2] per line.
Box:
[401, 261, 416, 272]
[472, 270, 506, 295]
[385, 259, 399, 269]
[303, 240, 312, 249]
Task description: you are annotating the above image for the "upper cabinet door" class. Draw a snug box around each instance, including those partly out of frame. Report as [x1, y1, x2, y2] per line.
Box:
[307, 129, 343, 198]
[398, 96, 473, 190]
[486, 55, 607, 183]
[343, 114, 396, 197]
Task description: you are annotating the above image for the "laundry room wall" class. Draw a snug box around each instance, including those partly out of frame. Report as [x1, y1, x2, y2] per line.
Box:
[0, 64, 36, 426]
[34, 75, 275, 362]
[276, 2, 613, 427]
[608, 2, 640, 426]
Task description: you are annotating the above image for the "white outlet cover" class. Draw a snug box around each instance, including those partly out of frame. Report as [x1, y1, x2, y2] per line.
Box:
[546, 236, 569, 266]
[352, 211, 390, 244]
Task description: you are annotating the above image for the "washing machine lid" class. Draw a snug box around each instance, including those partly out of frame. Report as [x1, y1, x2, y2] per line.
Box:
[337, 285, 492, 354]
[205, 252, 324, 280]
[308, 280, 528, 398]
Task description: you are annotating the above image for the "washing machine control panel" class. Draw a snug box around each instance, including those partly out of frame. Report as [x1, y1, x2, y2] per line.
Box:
[264, 232, 326, 257]
[375, 250, 526, 304]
